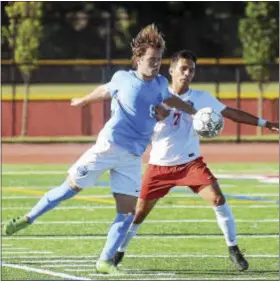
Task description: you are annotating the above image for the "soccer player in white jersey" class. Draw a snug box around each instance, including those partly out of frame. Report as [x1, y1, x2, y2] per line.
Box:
[113, 50, 279, 271]
[3, 27, 196, 274]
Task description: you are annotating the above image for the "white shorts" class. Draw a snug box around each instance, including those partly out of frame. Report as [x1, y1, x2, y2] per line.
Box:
[68, 137, 142, 197]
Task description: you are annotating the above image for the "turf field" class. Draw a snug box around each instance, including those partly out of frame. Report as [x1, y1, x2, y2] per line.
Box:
[2, 163, 279, 280]
[2, 82, 279, 100]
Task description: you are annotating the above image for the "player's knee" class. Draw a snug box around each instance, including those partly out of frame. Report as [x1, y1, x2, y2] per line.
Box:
[133, 209, 147, 224]
[133, 215, 144, 224]
[212, 193, 225, 206]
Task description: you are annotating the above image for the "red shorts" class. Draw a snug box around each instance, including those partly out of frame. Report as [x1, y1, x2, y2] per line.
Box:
[140, 157, 217, 200]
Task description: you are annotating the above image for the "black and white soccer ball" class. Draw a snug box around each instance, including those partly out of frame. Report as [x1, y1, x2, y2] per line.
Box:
[193, 107, 224, 138]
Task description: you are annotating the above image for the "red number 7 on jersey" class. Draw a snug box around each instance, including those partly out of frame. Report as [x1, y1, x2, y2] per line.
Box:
[173, 112, 181, 126]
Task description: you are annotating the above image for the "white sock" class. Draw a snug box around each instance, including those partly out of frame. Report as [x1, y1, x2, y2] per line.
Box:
[213, 202, 237, 247]
[118, 223, 140, 252]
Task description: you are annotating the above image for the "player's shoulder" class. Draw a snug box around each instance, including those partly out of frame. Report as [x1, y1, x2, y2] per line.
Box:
[112, 70, 130, 79]
[155, 74, 169, 86]
[190, 89, 213, 99]
[156, 74, 168, 83]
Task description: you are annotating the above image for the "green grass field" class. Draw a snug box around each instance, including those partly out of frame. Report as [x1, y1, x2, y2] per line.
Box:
[2, 163, 279, 280]
[2, 82, 279, 100]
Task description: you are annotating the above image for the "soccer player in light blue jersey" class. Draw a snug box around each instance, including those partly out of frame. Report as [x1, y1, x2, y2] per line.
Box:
[3, 24, 196, 274]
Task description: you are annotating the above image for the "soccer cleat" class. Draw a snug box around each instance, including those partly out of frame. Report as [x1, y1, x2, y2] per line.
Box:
[96, 259, 121, 274]
[229, 245, 249, 271]
[4, 216, 31, 236]
[113, 251, 125, 266]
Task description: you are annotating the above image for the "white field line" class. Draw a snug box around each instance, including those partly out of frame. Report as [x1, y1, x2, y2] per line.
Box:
[2, 244, 23, 248]
[23, 219, 280, 224]
[65, 265, 170, 276]
[2, 186, 110, 190]
[2, 218, 275, 225]
[1, 263, 92, 280]
[42, 264, 96, 268]
[2, 234, 278, 240]
[14, 260, 93, 264]
[2, 251, 53, 254]
[2, 255, 96, 258]
[3, 171, 67, 175]
[0, 185, 241, 190]
[173, 192, 279, 196]
[2, 193, 279, 199]
[3, 254, 278, 260]
[3, 170, 278, 185]
[9, 183, 277, 189]
[2, 196, 42, 199]
[90, 272, 176, 276]
[2, 195, 115, 199]
[86, 278, 280, 281]
[255, 185, 278, 188]
[1, 262, 278, 280]
[86, 275, 278, 281]
[2, 260, 278, 280]
[2, 186, 82, 190]
[215, 168, 278, 172]
[260, 178, 279, 183]
[234, 193, 279, 196]
[90, 273, 278, 279]
[216, 174, 278, 180]
[1, 247, 28, 250]
[3, 170, 279, 177]
[3, 195, 205, 199]
[2, 184, 278, 190]
[4, 171, 279, 183]
[2, 204, 278, 210]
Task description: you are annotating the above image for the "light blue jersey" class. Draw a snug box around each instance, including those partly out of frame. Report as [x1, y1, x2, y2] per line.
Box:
[101, 70, 172, 156]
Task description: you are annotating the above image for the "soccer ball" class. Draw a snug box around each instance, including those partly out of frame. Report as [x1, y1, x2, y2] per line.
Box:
[192, 107, 224, 138]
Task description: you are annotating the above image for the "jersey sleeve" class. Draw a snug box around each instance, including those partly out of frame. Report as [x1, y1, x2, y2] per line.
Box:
[194, 91, 226, 113]
[104, 71, 125, 97]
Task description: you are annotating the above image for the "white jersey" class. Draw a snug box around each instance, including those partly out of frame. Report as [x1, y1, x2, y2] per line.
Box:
[149, 88, 226, 166]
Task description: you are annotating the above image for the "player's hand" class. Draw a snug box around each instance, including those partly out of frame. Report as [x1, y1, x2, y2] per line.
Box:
[266, 121, 279, 132]
[71, 98, 86, 107]
[153, 105, 170, 121]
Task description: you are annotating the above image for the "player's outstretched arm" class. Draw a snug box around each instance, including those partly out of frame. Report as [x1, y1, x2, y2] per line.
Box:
[153, 105, 171, 121]
[71, 85, 111, 107]
[221, 107, 279, 132]
[164, 95, 196, 115]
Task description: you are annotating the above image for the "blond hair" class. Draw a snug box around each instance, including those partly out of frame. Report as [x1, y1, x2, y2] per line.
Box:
[131, 24, 166, 67]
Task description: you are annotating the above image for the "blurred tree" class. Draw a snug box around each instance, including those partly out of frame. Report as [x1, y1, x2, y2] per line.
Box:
[239, 2, 278, 82]
[239, 1, 278, 134]
[2, 2, 278, 59]
[2, 1, 43, 136]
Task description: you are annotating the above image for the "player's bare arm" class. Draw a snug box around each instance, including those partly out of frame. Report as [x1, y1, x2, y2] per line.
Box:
[153, 104, 171, 121]
[164, 95, 196, 115]
[71, 85, 111, 107]
[221, 107, 279, 132]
